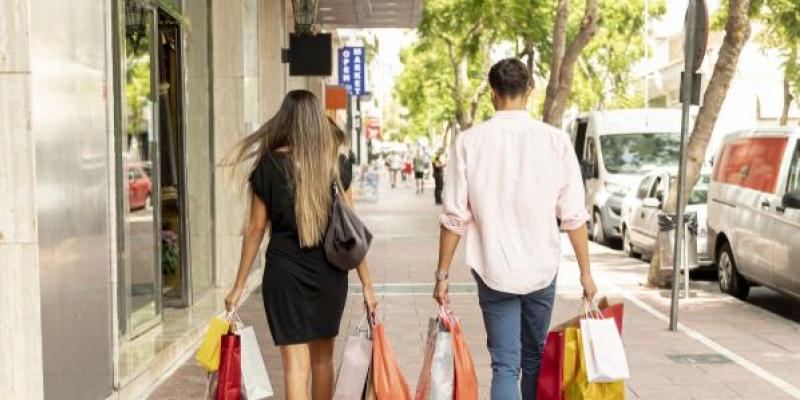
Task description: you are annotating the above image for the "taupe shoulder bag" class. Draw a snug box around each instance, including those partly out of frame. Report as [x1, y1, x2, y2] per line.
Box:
[324, 181, 373, 271]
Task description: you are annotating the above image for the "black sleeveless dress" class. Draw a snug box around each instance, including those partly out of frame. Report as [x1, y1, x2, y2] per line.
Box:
[249, 151, 352, 345]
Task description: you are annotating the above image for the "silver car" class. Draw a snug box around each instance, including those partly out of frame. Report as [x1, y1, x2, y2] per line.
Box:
[620, 169, 712, 268]
[708, 128, 800, 300]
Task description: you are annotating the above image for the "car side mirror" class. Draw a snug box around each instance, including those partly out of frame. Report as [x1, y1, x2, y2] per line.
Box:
[643, 197, 661, 209]
[783, 191, 800, 209]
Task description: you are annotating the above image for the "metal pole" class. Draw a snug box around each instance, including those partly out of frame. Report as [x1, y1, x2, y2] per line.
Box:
[671, 0, 697, 331]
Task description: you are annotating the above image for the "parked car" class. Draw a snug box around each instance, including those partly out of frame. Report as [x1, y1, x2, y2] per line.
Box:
[620, 169, 712, 268]
[128, 163, 152, 210]
[565, 109, 684, 244]
[708, 128, 800, 300]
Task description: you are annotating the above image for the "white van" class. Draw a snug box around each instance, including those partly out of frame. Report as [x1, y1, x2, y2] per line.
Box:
[708, 128, 800, 300]
[566, 109, 684, 243]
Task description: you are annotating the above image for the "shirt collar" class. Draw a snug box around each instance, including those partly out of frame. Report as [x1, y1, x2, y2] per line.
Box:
[493, 110, 530, 119]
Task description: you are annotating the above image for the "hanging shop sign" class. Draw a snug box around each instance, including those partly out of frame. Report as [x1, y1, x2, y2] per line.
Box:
[338, 46, 366, 96]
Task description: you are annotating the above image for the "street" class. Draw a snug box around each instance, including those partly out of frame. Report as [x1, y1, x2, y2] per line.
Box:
[149, 175, 800, 399]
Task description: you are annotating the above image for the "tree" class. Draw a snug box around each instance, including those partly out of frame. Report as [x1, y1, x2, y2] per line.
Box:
[541, 0, 599, 126]
[649, 0, 753, 286]
[416, 0, 500, 130]
[755, 0, 800, 126]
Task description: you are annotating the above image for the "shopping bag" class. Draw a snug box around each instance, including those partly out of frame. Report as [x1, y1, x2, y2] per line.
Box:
[239, 326, 273, 399]
[563, 327, 624, 400]
[334, 317, 373, 400]
[363, 362, 377, 400]
[429, 327, 453, 400]
[372, 318, 412, 400]
[196, 316, 231, 372]
[580, 318, 629, 383]
[440, 307, 478, 400]
[414, 318, 438, 399]
[216, 327, 242, 400]
[536, 298, 624, 400]
[535, 331, 565, 400]
[204, 372, 219, 400]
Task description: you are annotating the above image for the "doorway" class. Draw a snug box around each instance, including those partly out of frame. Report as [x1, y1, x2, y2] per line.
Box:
[117, 0, 190, 339]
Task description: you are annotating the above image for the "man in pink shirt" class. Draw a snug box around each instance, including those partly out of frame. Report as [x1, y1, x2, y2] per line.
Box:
[433, 59, 597, 399]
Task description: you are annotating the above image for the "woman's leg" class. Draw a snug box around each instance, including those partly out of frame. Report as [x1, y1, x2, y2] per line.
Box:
[309, 337, 336, 400]
[280, 343, 311, 400]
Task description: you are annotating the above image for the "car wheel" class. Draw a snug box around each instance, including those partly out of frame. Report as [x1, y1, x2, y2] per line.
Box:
[717, 242, 749, 300]
[622, 226, 637, 257]
[591, 211, 606, 245]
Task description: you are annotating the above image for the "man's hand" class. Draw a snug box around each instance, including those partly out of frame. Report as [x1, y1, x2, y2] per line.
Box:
[433, 279, 449, 305]
[581, 274, 597, 301]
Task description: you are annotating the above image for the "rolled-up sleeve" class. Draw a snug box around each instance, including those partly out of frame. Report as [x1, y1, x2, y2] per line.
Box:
[440, 136, 472, 235]
[557, 136, 590, 230]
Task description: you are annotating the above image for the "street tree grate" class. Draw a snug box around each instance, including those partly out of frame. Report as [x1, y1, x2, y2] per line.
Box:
[667, 353, 732, 364]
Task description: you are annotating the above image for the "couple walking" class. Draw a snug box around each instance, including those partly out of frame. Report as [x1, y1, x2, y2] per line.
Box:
[223, 58, 596, 400]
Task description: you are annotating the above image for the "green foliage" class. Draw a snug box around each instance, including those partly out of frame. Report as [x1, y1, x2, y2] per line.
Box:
[755, 0, 800, 98]
[394, 0, 667, 136]
[571, 0, 666, 110]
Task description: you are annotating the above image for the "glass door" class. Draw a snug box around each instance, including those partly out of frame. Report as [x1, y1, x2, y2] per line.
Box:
[120, 0, 162, 336]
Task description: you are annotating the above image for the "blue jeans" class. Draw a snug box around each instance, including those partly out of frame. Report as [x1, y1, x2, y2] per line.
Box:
[474, 271, 557, 400]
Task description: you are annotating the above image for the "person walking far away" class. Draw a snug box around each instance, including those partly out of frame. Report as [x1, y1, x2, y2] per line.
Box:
[388, 151, 402, 188]
[413, 150, 427, 194]
[223, 90, 378, 400]
[432, 59, 597, 400]
[432, 147, 447, 205]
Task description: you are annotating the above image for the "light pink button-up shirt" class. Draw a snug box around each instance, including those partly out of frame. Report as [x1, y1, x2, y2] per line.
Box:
[440, 111, 589, 294]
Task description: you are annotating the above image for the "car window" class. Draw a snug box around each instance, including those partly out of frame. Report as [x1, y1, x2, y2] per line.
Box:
[599, 133, 681, 174]
[668, 175, 709, 205]
[129, 167, 143, 180]
[649, 176, 662, 199]
[637, 176, 654, 199]
[714, 137, 788, 193]
[787, 144, 800, 193]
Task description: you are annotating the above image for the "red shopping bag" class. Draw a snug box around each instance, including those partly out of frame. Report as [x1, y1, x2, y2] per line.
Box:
[372, 318, 412, 400]
[441, 308, 478, 400]
[535, 297, 624, 400]
[536, 331, 565, 400]
[216, 327, 241, 400]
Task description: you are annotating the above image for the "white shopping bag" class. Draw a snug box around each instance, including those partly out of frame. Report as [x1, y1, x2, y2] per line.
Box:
[579, 317, 630, 383]
[239, 326, 273, 399]
[333, 317, 373, 400]
[429, 324, 453, 400]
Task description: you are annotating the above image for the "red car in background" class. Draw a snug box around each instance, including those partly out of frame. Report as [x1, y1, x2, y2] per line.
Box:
[128, 163, 152, 210]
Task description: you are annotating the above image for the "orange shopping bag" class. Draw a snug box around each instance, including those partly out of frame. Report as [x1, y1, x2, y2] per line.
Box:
[371, 316, 412, 400]
[441, 306, 478, 400]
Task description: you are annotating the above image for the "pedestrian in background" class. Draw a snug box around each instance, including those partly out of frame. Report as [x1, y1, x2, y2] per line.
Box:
[433, 59, 597, 400]
[388, 151, 402, 188]
[413, 150, 427, 194]
[432, 147, 447, 205]
[224, 90, 378, 400]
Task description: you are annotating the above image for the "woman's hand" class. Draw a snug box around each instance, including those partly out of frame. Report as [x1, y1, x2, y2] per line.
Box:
[433, 279, 449, 306]
[362, 285, 378, 314]
[225, 286, 244, 313]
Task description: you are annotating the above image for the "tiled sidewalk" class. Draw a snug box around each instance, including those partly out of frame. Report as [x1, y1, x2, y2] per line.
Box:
[149, 176, 800, 399]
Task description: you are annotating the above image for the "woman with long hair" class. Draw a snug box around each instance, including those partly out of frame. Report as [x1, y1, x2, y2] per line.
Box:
[223, 90, 378, 399]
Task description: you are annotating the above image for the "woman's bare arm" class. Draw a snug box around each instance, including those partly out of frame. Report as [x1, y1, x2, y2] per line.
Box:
[225, 195, 269, 311]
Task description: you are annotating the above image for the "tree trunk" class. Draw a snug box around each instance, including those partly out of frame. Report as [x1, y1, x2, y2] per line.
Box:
[781, 75, 793, 126]
[542, 0, 598, 127]
[647, 0, 752, 287]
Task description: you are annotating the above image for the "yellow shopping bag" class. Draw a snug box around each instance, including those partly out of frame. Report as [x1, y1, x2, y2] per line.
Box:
[563, 327, 625, 400]
[195, 316, 230, 372]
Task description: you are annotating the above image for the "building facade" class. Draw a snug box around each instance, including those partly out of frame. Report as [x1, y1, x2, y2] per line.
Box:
[0, 0, 326, 399]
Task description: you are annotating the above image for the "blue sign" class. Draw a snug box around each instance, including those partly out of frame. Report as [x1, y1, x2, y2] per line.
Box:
[338, 46, 366, 96]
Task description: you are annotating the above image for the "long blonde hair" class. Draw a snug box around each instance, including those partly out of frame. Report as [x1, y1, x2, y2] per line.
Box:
[225, 90, 339, 247]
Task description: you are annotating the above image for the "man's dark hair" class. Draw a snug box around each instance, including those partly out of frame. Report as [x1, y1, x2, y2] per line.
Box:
[488, 58, 532, 98]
